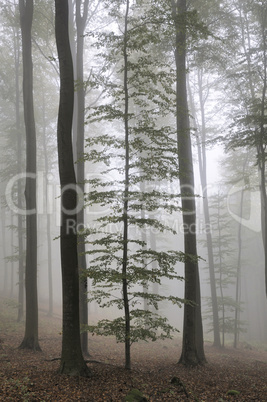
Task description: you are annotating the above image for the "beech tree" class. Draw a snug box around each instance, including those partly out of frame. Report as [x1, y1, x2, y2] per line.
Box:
[0, 1, 25, 321]
[18, 0, 40, 351]
[55, 0, 91, 377]
[171, 0, 206, 365]
[227, 0, 267, 295]
[83, 0, 185, 370]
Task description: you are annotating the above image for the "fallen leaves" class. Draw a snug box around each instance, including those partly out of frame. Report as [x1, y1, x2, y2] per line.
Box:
[0, 302, 267, 401]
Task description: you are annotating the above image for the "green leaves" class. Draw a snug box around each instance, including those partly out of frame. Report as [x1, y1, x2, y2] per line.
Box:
[82, 0, 187, 363]
[85, 310, 179, 345]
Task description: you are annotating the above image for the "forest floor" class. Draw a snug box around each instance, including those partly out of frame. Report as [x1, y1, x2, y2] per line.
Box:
[0, 298, 266, 401]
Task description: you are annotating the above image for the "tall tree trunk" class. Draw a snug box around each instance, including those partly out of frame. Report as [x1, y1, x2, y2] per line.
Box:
[150, 228, 159, 310]
[10, 211, 14, 298]
[55, 0, 91, 377]
[216, 196, 225, 347]
[19, 0, 40, 351]
[14, 3, 24, 323]
[41, 89, 53, 317]
[75, 0, 89, 356]
[258, 14, 267, 296]
[14, 19, 24, 320]
[1, 206, 8, 295]
[234, 187, 244, 348]
[140, 182, 148, 311]
[122, 0, 131, 370]
[197, 71, 221, 347]
[188, 75, 221, 347]
[172, 0, 206, 366]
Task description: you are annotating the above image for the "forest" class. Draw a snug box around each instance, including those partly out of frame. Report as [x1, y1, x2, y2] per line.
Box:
[0, 0, 266, 400]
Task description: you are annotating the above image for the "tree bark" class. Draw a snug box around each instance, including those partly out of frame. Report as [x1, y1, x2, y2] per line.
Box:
[122, 0, 131, 370]
[19, 0, 40, 351]
[55, 0, 91, 377]
[171, 0, 206, 366]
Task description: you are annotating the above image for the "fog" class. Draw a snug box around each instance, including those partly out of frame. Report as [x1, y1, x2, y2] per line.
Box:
[0, 0, 267, 360]
[1, 143, 266, 345]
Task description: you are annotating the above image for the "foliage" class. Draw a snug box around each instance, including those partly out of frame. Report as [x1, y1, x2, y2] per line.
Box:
[83, 0, 188, 362]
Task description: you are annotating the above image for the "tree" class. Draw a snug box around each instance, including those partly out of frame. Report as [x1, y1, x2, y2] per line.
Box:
[171, 0, 206, 366]
[83, 0, 185, 370]
[0, 1, 26, 320]
[19, 0, 40, 351]
[188, 74, 221, 347]
[226, 0, 267, 296]
[204, 189, 244, 347]
[55, 0, 91, 377]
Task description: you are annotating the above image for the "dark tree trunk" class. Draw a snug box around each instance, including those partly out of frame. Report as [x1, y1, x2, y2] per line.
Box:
[55, 0, 91, 377]
[75, 0, 89, 357]
[171, 0, 206, 366]
[19, 0, 40, 351]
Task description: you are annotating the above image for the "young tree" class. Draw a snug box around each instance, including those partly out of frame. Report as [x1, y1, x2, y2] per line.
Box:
[83, 0, 185, 370]
[171, 0, 206, 365]
[55, 0, 91, 377]
[19, 0, 40, 351]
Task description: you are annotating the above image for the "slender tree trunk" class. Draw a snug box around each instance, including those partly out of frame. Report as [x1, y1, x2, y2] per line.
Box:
[188, 75, 221, 347]
[172, 0, 206, 366]
[258, 16, 267, 296]
[41, 90, 53, 317]
[122, 0, 131, 370]
[55, 0, 91, 377]
[216, 196, 224, 347]
[9, 211, 14, 299]
[140, 183, 148, 311]
[197, 70, 221, 347]
[10, 212, 14, 298]
[233, 187, 244, 348]
[75, 0, 89, 356]
[150, 228, 159, 310]
[13, 6, 24, 323]
[1, 206, 8, 295]
[19, 0, 40, 351]
[17, 185, 24, 321]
